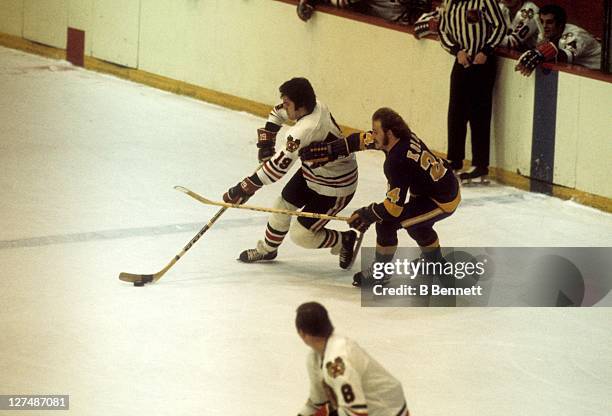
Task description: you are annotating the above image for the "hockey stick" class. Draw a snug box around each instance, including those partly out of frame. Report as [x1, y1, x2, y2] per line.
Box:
[118, 206, 228, 284]
[174, 186, 351, 222]
[347, 232, 365, 269]
[119, 165, 263, 285]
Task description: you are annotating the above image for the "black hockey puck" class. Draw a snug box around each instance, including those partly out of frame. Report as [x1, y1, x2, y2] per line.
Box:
[133, 281, 145, 287]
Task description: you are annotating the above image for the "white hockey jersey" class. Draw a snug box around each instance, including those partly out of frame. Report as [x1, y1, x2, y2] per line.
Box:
[257, 100, 358, 198]
[499, 1, 539, 50]
[299, 334, 408, 416]
[547, 24, 602, 70]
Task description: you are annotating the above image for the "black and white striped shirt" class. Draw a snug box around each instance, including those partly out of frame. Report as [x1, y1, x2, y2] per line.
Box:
[438, 0, 507, 57]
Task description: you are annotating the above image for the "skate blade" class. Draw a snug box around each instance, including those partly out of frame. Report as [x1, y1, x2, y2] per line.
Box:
[461, 176, 491, 186]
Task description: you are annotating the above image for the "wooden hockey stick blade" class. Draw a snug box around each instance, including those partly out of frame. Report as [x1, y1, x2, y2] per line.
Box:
[118, 273, 156, 283]
[118, 167, 263, 285]
[174, 186, 350, 222]
[118, 206, 228, 284]
[347, 232, 365, 269]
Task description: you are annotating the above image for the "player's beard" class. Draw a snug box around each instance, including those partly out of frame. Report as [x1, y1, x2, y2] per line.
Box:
[382, 133, 390, 148]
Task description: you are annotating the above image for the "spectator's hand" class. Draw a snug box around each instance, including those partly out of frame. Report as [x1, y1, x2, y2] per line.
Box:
[297, 0, 315, 22]
[515, 42, 558, 77]
[473, 52, 487, 65]
[515, 62, 535, 76]
[515, 49, 542, 77]
[457, 50, 471, 68]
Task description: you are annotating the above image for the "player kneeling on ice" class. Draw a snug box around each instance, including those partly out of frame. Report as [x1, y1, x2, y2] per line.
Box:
[296, 302, 410, 416]
[223, 77, 359, 268]
[299, 108, 460, 286]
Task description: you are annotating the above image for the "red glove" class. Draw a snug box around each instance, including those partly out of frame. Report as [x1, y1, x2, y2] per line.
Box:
[537, 41, 559, 60]
[256, 128, 277, 162]
[313, 403, 338, 416]
[223, 177, 261, 204]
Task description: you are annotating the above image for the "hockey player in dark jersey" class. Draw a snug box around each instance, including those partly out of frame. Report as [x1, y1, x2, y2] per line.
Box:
[299, 107, 460, 286]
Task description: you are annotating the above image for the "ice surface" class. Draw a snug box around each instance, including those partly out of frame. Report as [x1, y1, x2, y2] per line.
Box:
[1, 47, 611, 416]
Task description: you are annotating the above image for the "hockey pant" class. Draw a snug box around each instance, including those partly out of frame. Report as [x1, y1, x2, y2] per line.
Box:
[375, 190, 461, 251]
[257, 172, 354, 254]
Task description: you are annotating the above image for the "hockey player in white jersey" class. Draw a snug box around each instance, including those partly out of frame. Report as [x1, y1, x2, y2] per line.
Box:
[223, 78, 359, 268]
[296, 302, 410, 416]
[499, 0, 540, 50]
[516, 4, 602, 76]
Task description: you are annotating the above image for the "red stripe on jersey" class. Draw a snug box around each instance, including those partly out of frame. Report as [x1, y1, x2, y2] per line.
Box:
[302, 164, 358, 181]
[268, 159, 288, 175]
[311, 196, 347, 232]
[263, 162, 282, 180]
[324, 230, 338, 248]
[301, 169, 358, 187]
[311, 218, 329, 232]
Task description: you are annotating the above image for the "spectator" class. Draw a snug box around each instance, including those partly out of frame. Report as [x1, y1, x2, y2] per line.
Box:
[516, 4, 602, 76]
[298, 0, 432, 25]
[499, 0, 540, 50]
[438, 0, 507, 183]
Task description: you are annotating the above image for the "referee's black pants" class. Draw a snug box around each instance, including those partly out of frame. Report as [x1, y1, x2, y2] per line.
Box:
[447, 56, 497, 170]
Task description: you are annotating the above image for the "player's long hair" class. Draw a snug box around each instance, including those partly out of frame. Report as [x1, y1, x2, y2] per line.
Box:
[296, 302, 334, 338]
[372, 107, 412, 142]
[279, 78, 317, 113]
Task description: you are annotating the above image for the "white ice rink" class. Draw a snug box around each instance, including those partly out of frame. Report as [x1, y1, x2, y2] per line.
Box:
[1, 47, 611, 415]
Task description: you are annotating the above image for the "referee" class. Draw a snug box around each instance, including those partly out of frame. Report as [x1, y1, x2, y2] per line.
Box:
[438, 0, 506, 182]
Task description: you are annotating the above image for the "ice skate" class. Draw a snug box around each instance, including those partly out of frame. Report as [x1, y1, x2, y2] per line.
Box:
[459, 167, 490, 186]
[238, 247, 278, 263]
[339, 230, 357, 269]
[409, 249, 450, 279]
[352, 266, 392, 288]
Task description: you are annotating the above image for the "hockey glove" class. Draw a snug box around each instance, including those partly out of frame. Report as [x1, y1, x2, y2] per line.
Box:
[297, 0, 315, 22]
[313, 403, 338, 416]
[223, 176, 261, 204]
[515, 42, 558, 76]
[256, 128, 277, 162]
[414, 11, 439, 39]
[348, 203, 381, 233]
[299, 138, 350, 167]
